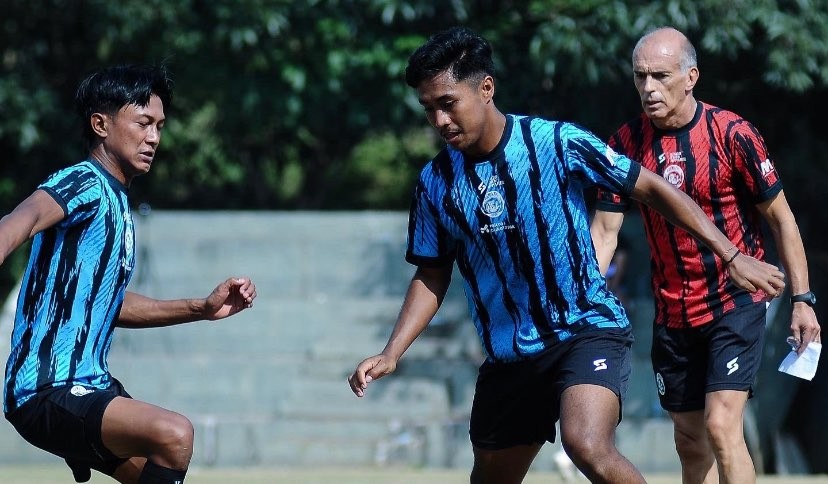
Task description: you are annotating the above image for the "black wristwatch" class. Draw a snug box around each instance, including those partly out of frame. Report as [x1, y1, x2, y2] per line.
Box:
[790, 291, 816, 307]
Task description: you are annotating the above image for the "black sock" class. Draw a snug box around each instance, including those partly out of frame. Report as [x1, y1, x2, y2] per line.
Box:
[138, 460, 187, 484]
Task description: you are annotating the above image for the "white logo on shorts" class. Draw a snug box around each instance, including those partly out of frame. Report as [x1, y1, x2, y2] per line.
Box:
[727, 357, 740, 375]
[655, 373, 666, 396]
[593, 358, 608, 371]
[70, 385, 94, 397]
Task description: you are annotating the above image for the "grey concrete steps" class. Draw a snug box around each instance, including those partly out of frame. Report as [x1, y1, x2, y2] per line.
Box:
[0, 211, 680, 472]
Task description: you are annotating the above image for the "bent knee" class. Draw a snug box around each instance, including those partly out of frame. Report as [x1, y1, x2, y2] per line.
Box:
[150, 413, 194, 458]
[561, 432, 614, 465]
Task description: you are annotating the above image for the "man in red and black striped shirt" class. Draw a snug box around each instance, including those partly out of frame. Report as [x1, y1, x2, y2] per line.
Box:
[591, 27, 820, 483]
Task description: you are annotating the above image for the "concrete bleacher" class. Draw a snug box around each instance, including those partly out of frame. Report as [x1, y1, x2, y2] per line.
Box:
[0, 210, 679, 473]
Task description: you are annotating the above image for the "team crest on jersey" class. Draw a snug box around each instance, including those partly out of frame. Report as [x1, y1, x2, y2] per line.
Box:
[663, 164, 685, 188]
[655, 373, 666, 396]
[481, 190, 505, 218]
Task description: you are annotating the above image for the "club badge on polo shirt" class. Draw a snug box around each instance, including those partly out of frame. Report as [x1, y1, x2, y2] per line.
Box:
[70, 385, 95, 397]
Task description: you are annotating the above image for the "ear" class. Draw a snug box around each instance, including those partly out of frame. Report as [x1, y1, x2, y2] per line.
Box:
[90, 113, 108, 139]
[480, 75, 495, 103]
[686, 66, 699, 92]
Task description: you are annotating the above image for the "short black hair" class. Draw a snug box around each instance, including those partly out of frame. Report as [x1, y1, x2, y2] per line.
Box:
[75, 64, 174, 148]
[405, 26, 495, 88]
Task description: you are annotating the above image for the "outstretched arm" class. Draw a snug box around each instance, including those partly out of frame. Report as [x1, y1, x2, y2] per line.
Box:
[348, 265, 452, 397]
[631, 167, 786, 295]
[590, 210, 625, 276]
[0, 190, 65, 265]
[757, 191, 820, 353]
[117, 277, 257, 328]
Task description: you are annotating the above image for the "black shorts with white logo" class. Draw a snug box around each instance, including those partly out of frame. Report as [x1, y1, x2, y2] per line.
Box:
[469, 327, 632, 450]
[652, 302, 767, 412]
[5, 378, 132, 477]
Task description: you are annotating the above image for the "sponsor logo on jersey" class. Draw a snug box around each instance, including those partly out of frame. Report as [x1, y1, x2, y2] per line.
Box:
[122, 210, 135, 272]
[759, 158, 779, 185]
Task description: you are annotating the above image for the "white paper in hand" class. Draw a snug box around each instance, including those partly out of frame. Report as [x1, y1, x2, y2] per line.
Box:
[778, 342, 822, 381]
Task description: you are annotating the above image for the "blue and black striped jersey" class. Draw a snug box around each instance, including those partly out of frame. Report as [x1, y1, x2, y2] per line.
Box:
[406, 115, 640, 363]
[4, 159, 135, 413]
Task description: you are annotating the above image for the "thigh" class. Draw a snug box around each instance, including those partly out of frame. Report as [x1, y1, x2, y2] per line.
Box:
[100, 396, 192, 459]
[704, 303, 766, 394]
[669, 409, 706, 442]
[5, 381, 131, 476]
[559, 383, 621, 444]
[652, 323, 707, 412]
[556, 329, 632, 436]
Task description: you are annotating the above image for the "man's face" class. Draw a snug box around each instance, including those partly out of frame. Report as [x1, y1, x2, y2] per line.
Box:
[416, 70, 491, 155]
[632, 39, 697, 129]
[101, 94, 165, 181]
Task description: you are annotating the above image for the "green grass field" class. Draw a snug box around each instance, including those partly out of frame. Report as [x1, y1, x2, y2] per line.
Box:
[1, 465, 826, 484]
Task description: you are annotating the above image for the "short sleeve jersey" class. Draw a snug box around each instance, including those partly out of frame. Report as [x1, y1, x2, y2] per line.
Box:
[407, 115, 641, 363]
[4, 160, 135, 413]
[596, 102, 782, 328]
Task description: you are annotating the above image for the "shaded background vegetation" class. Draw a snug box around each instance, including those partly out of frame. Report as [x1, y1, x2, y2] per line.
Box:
[2, 0, 827, 473]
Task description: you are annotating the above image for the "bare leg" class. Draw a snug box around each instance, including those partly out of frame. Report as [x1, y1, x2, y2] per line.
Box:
[705, 390, 755, 484]
[100, 397, 194, 484]
[559, 384, 645, 484]
[671, 410, 718, 484]
[111, 457, 147, 484]
[470, 443, 542, 484]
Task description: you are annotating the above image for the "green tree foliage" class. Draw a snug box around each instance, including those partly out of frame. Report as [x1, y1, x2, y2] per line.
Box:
[1, 0, 827, 259]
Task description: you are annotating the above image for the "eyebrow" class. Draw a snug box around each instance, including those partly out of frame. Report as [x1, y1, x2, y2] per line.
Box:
[418, 93, 456, 106]
[135, 111, 165, 122]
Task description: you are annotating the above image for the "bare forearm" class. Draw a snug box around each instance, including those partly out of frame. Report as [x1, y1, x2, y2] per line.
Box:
[117, 291, 207, 328]
[770, 219, 810, 294]
[382, 266, 450, 361]
[0, 220, 31, 266]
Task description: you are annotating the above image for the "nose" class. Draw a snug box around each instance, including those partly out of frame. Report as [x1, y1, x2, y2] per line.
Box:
[146, 124, 161, 145]
[433, 109, 451, 129]
[641, 75, 657, 94]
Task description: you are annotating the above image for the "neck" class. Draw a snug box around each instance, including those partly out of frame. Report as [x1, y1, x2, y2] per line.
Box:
[468, 109, 506, 157]
[658, 98, 697, 130]
[89, 148, 129, 185]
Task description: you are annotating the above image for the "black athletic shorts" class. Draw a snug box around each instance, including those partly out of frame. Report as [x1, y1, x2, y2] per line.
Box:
[652, 302, 767, 412]
[5, 378, 132, 477]
[469, 327, 633, 450]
